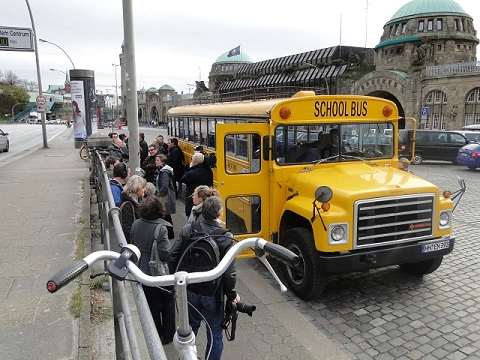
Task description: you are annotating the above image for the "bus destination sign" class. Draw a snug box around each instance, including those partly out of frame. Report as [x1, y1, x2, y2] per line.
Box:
[0, 26, 34, 52]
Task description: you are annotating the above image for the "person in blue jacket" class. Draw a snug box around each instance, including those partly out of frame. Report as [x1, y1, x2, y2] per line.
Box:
[109, 162, 129, 206]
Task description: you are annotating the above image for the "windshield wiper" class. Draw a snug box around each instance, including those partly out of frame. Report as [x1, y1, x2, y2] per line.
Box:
[302, 154, 377, 172]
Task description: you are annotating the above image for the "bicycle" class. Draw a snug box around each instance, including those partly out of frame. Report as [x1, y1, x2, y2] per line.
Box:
[46, 237, 299, 360]
[79, 137, 90, 160]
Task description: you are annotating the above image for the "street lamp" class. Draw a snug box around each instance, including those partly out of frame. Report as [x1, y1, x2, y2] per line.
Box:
[39, 39, 76, 69]
[302, 62, 330, 95]
[49, 68, 69, 82]
[112, 64, 119, 120]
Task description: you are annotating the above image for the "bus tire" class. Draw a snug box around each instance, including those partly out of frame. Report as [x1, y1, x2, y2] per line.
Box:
[399, 256, 443, 275]
[282, 228, 325, 300]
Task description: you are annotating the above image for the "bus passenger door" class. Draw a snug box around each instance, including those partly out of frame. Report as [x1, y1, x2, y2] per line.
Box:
[216, 123, 270, 248]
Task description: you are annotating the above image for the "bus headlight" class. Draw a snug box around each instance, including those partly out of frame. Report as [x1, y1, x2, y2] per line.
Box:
[439, 210, 451, 230]
[329, 223, 348, 245]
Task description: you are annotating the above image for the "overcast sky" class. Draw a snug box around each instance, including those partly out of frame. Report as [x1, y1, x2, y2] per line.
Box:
[1, 0, 479, 95]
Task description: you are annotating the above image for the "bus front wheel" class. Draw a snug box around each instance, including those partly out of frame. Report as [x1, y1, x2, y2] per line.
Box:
[282, 228, 325, 300]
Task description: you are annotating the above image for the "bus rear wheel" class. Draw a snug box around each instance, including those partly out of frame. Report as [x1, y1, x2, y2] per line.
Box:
[282, 228, 325, 300]
[399, 256, 443, 275]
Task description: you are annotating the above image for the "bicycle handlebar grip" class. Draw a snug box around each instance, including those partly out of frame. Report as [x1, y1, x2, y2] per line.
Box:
[46, 260, 89, 293]
[263, 243, 300, 268]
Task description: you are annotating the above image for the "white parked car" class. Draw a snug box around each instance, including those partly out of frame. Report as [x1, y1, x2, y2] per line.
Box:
[0, 128, 10, 152]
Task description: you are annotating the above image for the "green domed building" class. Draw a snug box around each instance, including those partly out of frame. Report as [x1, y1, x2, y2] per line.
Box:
[352, 0, 479, 128]
[208, 49, 254, 92]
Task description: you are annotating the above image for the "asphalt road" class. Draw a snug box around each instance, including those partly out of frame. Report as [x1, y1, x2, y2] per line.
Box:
[0, 123, 67, 167]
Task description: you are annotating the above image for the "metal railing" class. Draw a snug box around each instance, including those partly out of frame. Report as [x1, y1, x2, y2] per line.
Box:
[89, 152, 168, 359]
[426, 61, 480, 77]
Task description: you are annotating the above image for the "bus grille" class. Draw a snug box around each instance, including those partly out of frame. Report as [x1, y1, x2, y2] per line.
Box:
[354, 194, 434, 248]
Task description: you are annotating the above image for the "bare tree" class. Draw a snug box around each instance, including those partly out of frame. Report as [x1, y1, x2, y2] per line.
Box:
[2, 70, 21, 86]
[17, 79, 38, 91]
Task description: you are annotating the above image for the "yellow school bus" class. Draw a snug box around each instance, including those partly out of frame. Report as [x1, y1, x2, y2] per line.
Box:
[167, 91, 455, 300]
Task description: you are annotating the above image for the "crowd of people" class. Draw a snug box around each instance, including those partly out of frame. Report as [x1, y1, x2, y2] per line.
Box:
[106, 131, 238, 359]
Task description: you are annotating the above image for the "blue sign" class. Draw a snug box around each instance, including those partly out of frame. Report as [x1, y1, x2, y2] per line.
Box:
[421, 107, 429, 116]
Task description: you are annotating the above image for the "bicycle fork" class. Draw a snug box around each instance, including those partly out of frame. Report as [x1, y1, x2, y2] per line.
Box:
[173, 272, 198, 360]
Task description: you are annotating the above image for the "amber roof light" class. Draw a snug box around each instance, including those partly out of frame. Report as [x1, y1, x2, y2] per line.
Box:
[383, 105, 393, 117]
[279, 106, 291, 119]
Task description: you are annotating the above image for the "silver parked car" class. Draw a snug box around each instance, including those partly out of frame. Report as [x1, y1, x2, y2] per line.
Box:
[0, 128, 10, 152]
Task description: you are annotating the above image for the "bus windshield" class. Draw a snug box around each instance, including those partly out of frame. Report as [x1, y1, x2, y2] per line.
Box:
[275, 122, 394, 164]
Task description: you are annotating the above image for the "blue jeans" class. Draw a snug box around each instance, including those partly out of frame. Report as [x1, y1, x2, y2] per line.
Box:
[187, 291, 224, 360]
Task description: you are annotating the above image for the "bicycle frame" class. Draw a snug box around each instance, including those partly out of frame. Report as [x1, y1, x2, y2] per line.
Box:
[47, 238, 298, 360]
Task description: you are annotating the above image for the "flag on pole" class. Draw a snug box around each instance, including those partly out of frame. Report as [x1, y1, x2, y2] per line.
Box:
[227, 45, 241, 57]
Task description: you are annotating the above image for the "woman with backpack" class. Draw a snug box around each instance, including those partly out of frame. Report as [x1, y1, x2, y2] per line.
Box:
[130, 195, 175, 344]
[169, 196, 240, 360]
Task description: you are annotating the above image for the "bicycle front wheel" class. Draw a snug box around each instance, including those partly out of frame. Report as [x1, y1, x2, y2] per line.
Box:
[79, 145, 89, 160]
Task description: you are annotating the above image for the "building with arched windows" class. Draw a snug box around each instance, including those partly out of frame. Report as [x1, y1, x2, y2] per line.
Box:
[352, 0, 480, 129]
[119, 0, 480, 130]
[212, 0, 480, 130]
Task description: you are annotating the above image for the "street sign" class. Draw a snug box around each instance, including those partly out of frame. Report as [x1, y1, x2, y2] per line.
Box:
[0, 26, 34, 52]
[421, 107, 429, 116]
[36, 95, 47, 106]
[36, 106, 46, 112]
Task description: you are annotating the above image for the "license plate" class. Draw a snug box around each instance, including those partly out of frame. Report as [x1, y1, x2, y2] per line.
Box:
[421, 239, 450, 253]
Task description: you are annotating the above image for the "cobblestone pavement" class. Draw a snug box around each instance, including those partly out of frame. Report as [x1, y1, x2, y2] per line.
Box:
[258, 162, 480, 360]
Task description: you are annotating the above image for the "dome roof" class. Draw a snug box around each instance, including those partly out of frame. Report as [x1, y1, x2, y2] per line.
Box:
[159, 84, 175, 91]
[214, 51, 253, 64]
[146, 87, 158, 93]
[390, 0, 469, 22]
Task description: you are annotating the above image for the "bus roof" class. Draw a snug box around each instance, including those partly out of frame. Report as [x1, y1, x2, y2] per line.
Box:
[167, 97, 287, 118]
[167, 92, 398, 122]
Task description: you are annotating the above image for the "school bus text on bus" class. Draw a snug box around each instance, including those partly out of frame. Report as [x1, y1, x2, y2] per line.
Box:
[313, 100, 368, 118]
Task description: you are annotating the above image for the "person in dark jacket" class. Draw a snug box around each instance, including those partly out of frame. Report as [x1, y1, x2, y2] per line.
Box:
[107, 137, 124, 161]
[166, 138, 185, 198]
[141, 144, 158, 183]
[181, 152, 213, 219]
[120, 175, 146, 243]
[139, 132, 149, 164]
[156, 134, 168, 155]
[169, 196, 240, 360]
[154, 154, 176, 239]
[131, 195, 175, 344]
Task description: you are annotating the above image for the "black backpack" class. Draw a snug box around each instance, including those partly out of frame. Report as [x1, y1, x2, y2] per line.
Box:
[176, 221, 229, 294]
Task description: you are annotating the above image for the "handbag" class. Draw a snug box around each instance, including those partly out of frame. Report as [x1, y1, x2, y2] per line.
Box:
[148, 224, 170, 276]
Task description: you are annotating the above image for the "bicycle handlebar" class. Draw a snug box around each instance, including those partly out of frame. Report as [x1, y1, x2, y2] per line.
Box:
[47, 238, 298, 293]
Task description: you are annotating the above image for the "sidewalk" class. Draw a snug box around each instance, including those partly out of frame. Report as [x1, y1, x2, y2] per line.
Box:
[0, 127, 89, 359]
[0, 127, 348, 359]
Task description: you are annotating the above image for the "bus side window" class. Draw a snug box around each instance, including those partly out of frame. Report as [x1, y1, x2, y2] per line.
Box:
[237, 135, 247, 157]
[226, 137, 235, 153]
[225, 195, 261, 234]
[207, 119, 216, 148]
[208, 133, 215, 148]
